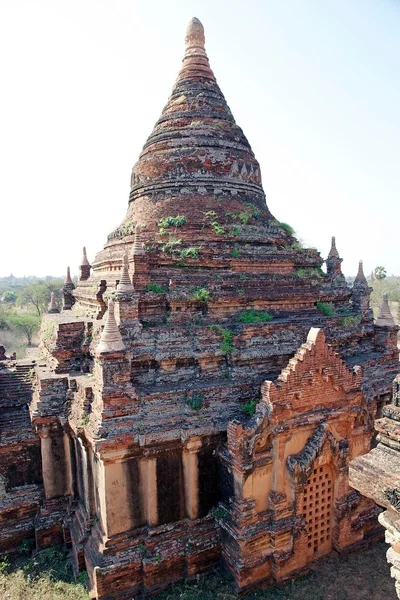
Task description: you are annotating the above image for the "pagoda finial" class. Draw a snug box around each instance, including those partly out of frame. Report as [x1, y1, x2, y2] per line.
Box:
[65, 266, 72, 285]
[326, 236, 344, 283]
[116, 253, 134, 293]
[132, 224, 145, 256]
[355, 260, 367, 283]
[81, 247, 90, 266]
[328, 236, 339, 259]
[96, 299, 125, 353]
[48, 292, 59, 314]
[375, 293, 396, 328]
[178, 17, 215, 82]
[79, 247, 91, 281]
[185, 17, 205, 51]
[63, 266, 75, 310]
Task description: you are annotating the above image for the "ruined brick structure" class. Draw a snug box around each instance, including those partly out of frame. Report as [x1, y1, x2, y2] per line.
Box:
[350, 305, 400, 599]
[1, 18, 399, 599]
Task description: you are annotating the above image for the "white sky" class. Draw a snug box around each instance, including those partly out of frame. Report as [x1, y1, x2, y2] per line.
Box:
[1, 0, 399, 277]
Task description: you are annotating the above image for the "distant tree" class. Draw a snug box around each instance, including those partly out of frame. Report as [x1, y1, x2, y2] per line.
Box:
[16, 280, 63, 316]
[374, 266, 387, 280]
[0, 305, 11, 329]
[8, 312, 41, 346]
[2, 290, 17, 303]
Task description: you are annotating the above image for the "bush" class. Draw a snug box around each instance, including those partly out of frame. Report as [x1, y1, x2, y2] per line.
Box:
[210, 325, 234, 354]
[191, 288, 210, 302]
[179, 247, 199, 259]
[144, 284, 166, 294]
[278, 222, 295, 236]
[237, 309, 272, 323]
[316, 302, 335, 316]
[241, 399, 258, 417]
[186, 393, 203, 410]
[158, 216, 187, 229]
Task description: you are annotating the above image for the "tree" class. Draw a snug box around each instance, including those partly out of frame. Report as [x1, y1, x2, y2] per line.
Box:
[17, 281, 63, 316]
[374, 266, 387, 280]
[2, 290, 17, 303]
[8, 312, 41, 346]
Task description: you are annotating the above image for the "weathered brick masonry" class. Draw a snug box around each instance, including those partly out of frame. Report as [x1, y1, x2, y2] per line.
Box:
[0, 17, 398, 599]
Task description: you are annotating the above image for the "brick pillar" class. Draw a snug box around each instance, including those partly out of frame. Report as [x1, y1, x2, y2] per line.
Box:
[183, 437, 202, 519]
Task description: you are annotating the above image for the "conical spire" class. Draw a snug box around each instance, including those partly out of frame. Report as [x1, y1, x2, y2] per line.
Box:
[81, 247, 90, 266]
[355, 260, 367, 283]
[96, 299, 125, 353]
[132, 224, 145, 256]
[79, 247, 91, 281]
[121, 17, 272, 238]
[116, 253, 134, 292]
[48, 292, 59, 314]
[177, 18, 215, 83]
[375, 293, 396, 328]
[328, 236, 339, 259]
[65, 266, 73, 284]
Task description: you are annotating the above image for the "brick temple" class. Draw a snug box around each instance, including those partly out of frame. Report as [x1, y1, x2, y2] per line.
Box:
[1, 17, 399, 599]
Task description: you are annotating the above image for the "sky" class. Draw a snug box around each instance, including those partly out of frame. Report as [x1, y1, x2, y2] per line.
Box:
[0, 0, 399, 277]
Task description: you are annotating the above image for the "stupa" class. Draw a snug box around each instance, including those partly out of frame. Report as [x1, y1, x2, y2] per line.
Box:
[0, 17, 398, 600]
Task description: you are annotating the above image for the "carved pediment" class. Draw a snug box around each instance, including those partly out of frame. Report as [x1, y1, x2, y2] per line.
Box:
[287, 423, 348, 485]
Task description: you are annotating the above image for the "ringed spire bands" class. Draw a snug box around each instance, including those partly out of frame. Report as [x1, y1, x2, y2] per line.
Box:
[122, 16, 272, 233]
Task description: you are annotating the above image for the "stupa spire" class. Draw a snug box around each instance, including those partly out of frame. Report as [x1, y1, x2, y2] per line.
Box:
[48, 292, 59, 314]
[65, 266, 72, 285]
[326, 236, 344, 284]
[375, 294, 396, 328]
[355, 260, 367, 283]
[132, 224, 145, 256]
[177, 17, 215, 82]
[116, 253, 134, 293]
[80, 247, 91, 281]
[328, 236, 339, 259]
[96, 299, 125, 353]
[63, 266, 75, 310]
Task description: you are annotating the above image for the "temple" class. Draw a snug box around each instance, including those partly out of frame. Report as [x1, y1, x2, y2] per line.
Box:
[0, 17, 399, 599]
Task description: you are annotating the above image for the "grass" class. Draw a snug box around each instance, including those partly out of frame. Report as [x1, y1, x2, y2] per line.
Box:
[210, 326, 234, 354]
[237, 309, 273, 324]
[0, 541, 395, 600]
[156, 540, 396, 600]
[191, 288, 210, 302]
[316, 302, 336, 316]
[278, 221, 295, 236]
[144, 284, 167, 294]
[0, 545, 89, 600]
[185, 393, 203, 410]
[241, 398, 258, 416]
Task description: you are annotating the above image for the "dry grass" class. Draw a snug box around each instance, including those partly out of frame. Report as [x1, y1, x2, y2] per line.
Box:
[157, 541, 395, 600]
[0, 541, 395, 600]
[0, 546, 89, 600]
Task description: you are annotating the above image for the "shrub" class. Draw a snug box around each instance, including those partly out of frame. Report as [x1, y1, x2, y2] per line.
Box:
[237, 309, 272, 323]
[161, 236, 182, 253]
[144, 284, 166, 294]
[340, 315, 361, 326]
[179, 247, 199, 259]
[297, 267, 324, 278]
[158, 215, 187, 229]
[191, 288, 210, 302]
[186, 393, 203, 410]
[231, 226, 241, 236]
[230, 248, 240, 258]
[210, 325, 234, 354]
[241, 399, 258, 417]
[316, 302, 335, 316]
[278, 222, 295, 236]
[210, 221, 225, 235]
